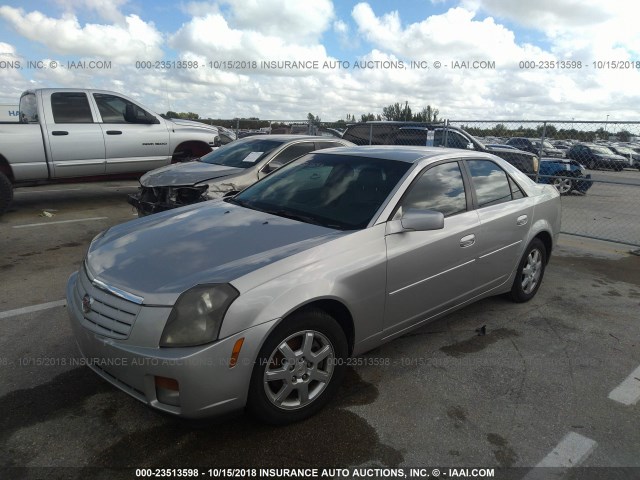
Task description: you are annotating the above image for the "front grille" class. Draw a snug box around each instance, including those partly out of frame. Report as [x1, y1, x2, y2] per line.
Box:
[75, 267, 141, 339]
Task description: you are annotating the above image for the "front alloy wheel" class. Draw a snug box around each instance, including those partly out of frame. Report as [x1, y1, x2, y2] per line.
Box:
[247, 308, 347, 425]
[551, 176, 573, 195]
[263, 330, 335, 410]
[510, 238, 547, 303]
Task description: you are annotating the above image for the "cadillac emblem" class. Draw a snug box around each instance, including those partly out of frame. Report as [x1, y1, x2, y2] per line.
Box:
[82, 294, 93, 314]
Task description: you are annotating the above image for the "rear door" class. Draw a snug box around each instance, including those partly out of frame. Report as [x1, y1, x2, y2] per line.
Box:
[464, 159, 532, 290]
[43, 91, 106, 178]
[92, 93, 171, 174]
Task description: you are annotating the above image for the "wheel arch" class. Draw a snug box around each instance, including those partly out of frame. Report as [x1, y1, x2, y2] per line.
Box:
[264, 298, 356, 357]
[171, 141, 213, 163]
[533, 230, 553, 264]
[0, 155, 15, 181]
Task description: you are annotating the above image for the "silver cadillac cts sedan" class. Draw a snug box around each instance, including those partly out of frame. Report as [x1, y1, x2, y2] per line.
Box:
[67, 146, 561, 425]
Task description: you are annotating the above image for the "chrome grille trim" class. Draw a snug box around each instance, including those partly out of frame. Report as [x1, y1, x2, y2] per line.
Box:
[76, 266, 142, 339]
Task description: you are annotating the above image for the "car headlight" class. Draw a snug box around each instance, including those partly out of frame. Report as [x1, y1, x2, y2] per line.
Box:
[532, 156, 539, 174]
[160, 284, 239, 347]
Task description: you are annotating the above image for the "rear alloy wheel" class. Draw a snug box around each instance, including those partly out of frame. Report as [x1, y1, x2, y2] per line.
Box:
[551, 175, 573, 195]
[509, 238, 547, 303]
[247, 308, 347, 425]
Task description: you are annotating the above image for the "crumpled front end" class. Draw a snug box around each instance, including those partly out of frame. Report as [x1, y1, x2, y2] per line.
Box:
[128, 185, 208, 215]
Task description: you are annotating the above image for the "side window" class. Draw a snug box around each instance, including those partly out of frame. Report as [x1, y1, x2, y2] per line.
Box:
[508, 176, 525, 199]
[315, 141, 346, 150]
[93, 93, 156, 124]
[433, 130, 471, 149]
[266, 142, 315, 172]
[19, 93, 38, 123]
[51, 92, 93, 123]
[398, 162, 467, 217]
[393, 130, 429, 146]
[467, 160, 513, 207]
[219, 134, 233, 145]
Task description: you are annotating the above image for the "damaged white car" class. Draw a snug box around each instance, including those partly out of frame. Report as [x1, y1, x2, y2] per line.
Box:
[128, 135, 353, 215]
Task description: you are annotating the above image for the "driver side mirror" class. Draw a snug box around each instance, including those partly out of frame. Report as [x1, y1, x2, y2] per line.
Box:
[387, 208, 445, 234]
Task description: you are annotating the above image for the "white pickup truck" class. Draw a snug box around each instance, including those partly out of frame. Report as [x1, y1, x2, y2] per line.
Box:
[0, 88, 222, 214]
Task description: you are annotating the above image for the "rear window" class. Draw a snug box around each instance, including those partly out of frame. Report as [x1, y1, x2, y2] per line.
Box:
[51, 92, 93, 123]
[343, 124, 394, 145]
[19, 93, 38, 123]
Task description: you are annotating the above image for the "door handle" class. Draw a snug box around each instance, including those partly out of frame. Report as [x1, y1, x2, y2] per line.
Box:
[106, 130, 122, 135]
[516, 215, 528, 226]
[460, 234, 475, 248]
[51, 131, 68, 136]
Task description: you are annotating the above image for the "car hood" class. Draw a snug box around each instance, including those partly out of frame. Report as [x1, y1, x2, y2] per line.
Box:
[595, 153, 627, 161]
[86, 201, 345, 305]
[166, 118, 219, 132]
[140, 161, 244, 187]
[486, 145, 534, 157]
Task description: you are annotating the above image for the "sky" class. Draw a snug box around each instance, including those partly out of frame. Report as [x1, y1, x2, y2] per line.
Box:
[0, 0, 639, 121]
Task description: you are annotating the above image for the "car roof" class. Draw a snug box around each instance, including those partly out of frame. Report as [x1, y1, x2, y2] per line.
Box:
[241, 135, 346, 142]
[315, 145, 497, 164]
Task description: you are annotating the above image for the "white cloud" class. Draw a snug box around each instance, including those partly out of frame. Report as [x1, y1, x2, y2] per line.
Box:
[0, 6, 163, 62]
[220, 0, 334, 44]
[179, 1, 220, 17]
[53, 0, 129, 24]
[1, 1, 639, 121]
[0, 42, 28, 103]
[169, 12, 334, 74]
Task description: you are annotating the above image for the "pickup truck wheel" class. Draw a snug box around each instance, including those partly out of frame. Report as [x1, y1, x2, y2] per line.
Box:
[0, 172, 13, 215]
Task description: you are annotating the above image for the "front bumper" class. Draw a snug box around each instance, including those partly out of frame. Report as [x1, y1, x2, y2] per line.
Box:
[127, 193, 171, 215]
[574, 173, 593, 193]
[66, 271, 277, 419]
[128, 186, 208, 216]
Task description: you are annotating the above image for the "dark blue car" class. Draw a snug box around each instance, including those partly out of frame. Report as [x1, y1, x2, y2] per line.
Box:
[537, 158, 593, 195]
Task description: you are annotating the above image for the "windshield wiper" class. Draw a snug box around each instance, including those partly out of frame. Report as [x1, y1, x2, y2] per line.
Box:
[225, 197, 254, 209]
[261, 208, 326, 227]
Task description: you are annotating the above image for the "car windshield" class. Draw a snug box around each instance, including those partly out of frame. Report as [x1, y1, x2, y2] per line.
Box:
[590, 145, 615, 154]
[229, 153, 411, 230]
[613, 147, 634, 154]
[533, 140, 555, 149]
[199, 138, 284, 168]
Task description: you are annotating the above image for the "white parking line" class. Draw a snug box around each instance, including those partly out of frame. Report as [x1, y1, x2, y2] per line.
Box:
[523, 432, 597, 479]
[608, 365, 640, 405]
[14, 188, 83, 194]
[0, 300, 66, 319]
[12, 217, 108, 229]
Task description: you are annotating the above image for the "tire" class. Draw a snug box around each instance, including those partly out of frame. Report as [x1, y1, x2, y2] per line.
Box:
[246, 308, 348, 425]
[171, 148, 195, 163]
[551, 175, 573, 195]
[587, 160, 596, 170]
[509, 238, 547, 303]
[0, 172, 13, 215]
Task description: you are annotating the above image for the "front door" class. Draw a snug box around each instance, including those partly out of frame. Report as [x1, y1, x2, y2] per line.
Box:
[384, 161, 480, 337]
[92, 93, 171, 174]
